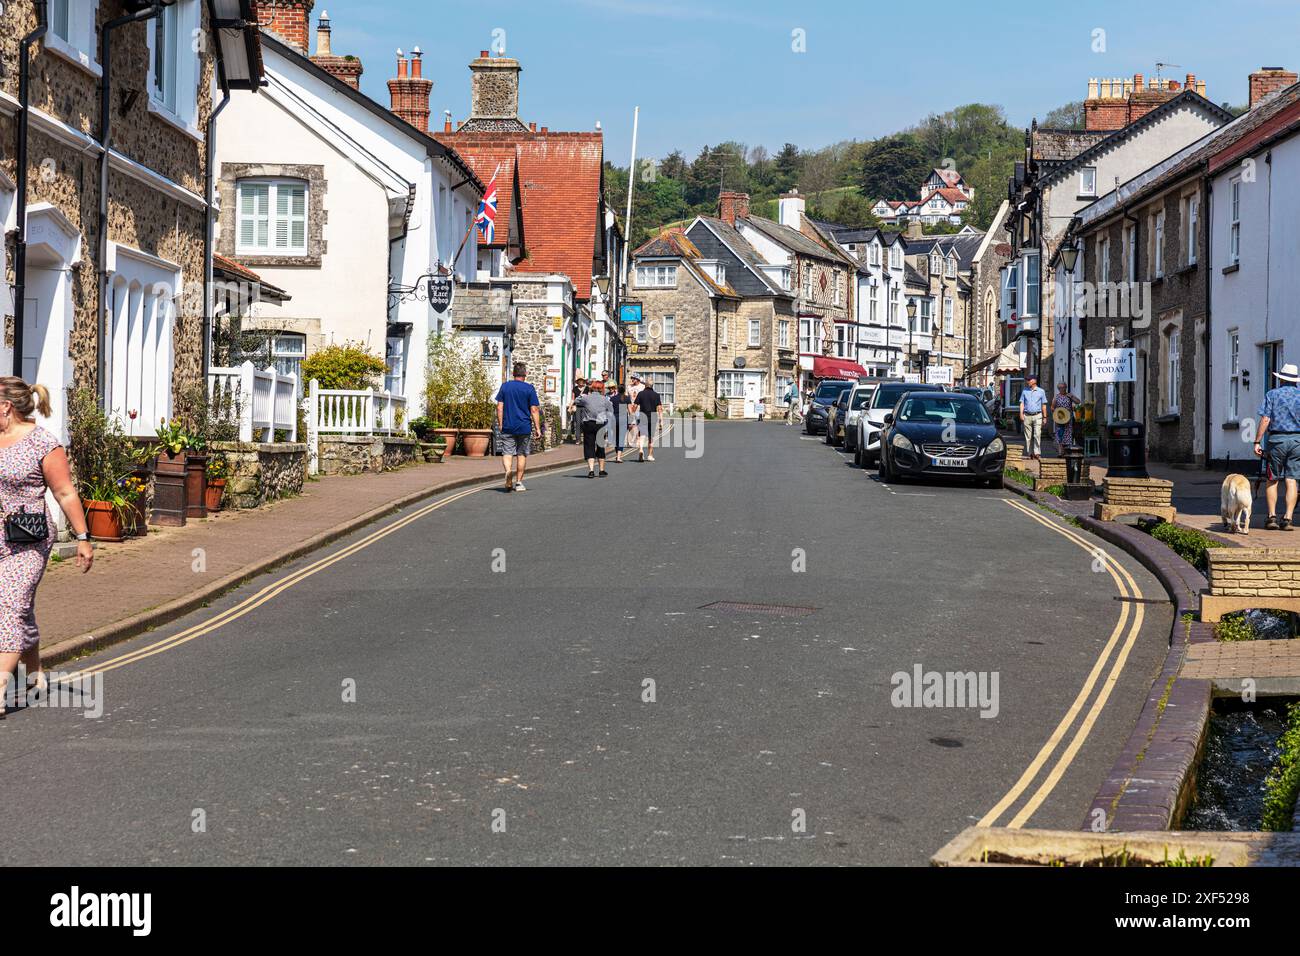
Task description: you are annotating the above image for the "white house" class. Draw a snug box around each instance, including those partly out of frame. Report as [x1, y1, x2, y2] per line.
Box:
[1208, 86, 1300, 465]
[216, 9, 483, 410]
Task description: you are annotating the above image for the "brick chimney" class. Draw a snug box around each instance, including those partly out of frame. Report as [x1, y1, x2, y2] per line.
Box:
[388, 47, 433, 132]
[255, 0, 314, 53]
[1083, 71, 1207, 131]
[1250, 67, 1298, 109]
[718, 191, 750, 226]
[904, 218, 925, 240]
[461, 50, 529, 132]
[309, 11, 363, 89]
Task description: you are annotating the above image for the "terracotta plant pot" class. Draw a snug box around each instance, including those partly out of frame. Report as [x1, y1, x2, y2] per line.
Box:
[151, 451, 187, 527]
[83, 499, 124, 542]
[433, 428, 459, 454]
[205, 478, 226, 512]
[185, 452, 208, 519]
[418, 442, 446, 463]
[461, 429, 492, 458]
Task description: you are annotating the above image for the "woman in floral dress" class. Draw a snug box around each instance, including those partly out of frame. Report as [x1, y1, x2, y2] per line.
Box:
[1051, 382, 1082, 455]
[0, 378, 94, 717]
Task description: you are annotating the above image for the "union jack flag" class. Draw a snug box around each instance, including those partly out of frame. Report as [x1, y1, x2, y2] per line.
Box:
[474, 166, 500, 244]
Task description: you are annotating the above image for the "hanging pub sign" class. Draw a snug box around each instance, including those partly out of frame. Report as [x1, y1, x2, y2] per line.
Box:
[428, 275, 455, 314]
[1085, 348, 1136, 383]
[619, 302, 643, 324]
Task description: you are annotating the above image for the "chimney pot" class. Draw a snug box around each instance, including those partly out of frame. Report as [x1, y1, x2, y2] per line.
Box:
[480, 50, 489, 58]
[529, 122, 537, 132]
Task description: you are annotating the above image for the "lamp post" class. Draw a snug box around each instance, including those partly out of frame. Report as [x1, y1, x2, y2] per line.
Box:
[1059, 243, 1079, 396]
[595, 274, 616, 383]
[906, 299, 918, 377]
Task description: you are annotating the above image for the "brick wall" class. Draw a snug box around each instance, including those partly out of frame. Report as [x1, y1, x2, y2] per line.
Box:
[1208, 549, 1300, 599]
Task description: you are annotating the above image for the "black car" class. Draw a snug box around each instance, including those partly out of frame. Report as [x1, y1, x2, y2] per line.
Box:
[878, 391, 1006, 487]
[804, 379, 853, 435]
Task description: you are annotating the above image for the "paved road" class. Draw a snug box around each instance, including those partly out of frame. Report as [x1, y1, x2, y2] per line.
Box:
[1, 421, 1170, 865]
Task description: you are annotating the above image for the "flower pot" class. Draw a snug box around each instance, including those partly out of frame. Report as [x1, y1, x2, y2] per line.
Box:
[151, 451, 187, 527]
[418, 442, 447, 464]
[185, 452, 208, 519]
[205, 478, 226, 513]
[433, 428, 459, 455]
[461, 429, 492, 458]
[83, 499, 124, 542]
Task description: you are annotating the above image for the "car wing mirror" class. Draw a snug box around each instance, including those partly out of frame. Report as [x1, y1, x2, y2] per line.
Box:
[883, 413, 894, 425]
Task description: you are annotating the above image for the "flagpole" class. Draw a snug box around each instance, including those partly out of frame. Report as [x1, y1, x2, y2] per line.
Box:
[452, 162, 503, 272]
[620, 107, 639, 287]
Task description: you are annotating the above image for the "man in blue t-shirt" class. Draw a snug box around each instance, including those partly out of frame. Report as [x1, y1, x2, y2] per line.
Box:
[496, 363, 541, 492]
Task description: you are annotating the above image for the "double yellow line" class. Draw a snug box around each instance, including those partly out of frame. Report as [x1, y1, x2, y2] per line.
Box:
[978, 497, 1148, 829]
[61, 486, 485, 682]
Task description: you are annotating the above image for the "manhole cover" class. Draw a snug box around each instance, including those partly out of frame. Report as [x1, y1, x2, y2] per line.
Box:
[699, 601, 817, 617]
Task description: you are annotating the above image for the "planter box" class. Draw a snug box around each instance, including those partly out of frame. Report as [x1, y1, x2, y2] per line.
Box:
[931, 827, 1298, 867]
[185, 452, 208, 519]
[151, 452, 187, 527]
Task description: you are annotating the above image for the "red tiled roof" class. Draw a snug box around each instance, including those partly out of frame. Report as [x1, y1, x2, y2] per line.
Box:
[933, 168, 963, 187]
[435, 130, 605, 299]
[920, 187, 968, 206]
[213, 252, 261, 282]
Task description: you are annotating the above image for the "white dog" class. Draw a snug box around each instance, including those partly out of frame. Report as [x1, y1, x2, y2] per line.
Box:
[1221, 473, 1253, 534]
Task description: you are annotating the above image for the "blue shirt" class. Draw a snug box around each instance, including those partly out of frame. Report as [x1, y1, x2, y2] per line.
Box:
[1020, 386, 1048, 415]
[1259, 385, 1300, 434]
[496, 379, 539, 435]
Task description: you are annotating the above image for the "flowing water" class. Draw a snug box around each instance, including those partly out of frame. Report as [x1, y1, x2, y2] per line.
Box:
[1184, 702, 1289, 831]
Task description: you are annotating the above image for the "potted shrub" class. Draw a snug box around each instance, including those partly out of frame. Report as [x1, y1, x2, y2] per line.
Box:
[205, 454, 229, 512]
[458, 357, 497, 458]
[425, 333, 467, 454]
[152, 418, 190, 527]
[67, 389, 134, 541]
[123, 441, 154, 537]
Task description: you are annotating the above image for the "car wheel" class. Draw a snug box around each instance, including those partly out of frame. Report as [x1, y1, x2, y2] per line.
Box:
[879, 452, 892, 482]
[853, 446, 863, 468]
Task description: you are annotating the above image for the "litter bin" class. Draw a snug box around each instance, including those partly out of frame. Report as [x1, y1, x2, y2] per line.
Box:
[1105, 420, 1148, 479]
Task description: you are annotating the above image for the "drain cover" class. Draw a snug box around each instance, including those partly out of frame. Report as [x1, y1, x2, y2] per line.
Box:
[699, 601, 817, 617]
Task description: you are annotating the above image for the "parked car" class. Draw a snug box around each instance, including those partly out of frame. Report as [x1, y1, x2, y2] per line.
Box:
[836, 382, 879, 453]
[877, 391, 1006, 487]
[854, 381, 943, 467]
[805, 379, 853, 436]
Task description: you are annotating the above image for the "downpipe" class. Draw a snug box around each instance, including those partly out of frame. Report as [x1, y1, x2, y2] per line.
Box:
[96, 2, 166, 405]
[202, 88, 230, 378]
[12, 0, 50, 376]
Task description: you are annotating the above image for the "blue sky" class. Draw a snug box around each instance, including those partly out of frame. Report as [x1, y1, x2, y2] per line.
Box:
[321, 0, 1300, 164]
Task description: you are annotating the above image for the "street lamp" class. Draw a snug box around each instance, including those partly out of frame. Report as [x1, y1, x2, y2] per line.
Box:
[1059, 244, 1079, 397]
[906, 299, 917, 376]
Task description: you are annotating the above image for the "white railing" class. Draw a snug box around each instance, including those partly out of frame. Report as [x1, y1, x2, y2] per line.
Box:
[305, 379, 408, 475]
[208, 361, 299, 443]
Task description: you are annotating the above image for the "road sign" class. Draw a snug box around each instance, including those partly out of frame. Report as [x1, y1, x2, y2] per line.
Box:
[1086, 348, 1135, 383]
[428, 275, 455, 314]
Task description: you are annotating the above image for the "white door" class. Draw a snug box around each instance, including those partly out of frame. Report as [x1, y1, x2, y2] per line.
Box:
[743, 373, 761, 418]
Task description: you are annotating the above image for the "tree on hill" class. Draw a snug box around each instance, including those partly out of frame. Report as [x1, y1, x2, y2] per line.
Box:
[808, 191, 883, 230]
[858, 134, 929, 201]
[1042, 100, 1085, 129]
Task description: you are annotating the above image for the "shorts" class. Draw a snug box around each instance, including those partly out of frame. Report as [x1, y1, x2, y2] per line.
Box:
[1267, 434, 1300, 480]
[500, 432, 531, 457]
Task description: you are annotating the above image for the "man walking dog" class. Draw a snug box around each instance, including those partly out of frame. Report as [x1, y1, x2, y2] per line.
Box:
[1254, 362, 1300, 530]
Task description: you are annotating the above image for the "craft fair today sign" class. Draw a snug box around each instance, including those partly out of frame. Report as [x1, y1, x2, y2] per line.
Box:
[1085, 348, 1136, 383]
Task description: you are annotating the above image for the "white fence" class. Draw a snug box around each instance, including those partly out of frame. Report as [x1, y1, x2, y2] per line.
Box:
[208, 361, 299, 443]
[305, 379, 408, 475]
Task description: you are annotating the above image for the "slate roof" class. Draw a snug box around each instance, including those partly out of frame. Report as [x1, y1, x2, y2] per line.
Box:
[904, 263, 929, 290]
[1076, 81, 1300, 229]
[632, 230, 738, 297]
[690, 217, 794, 298]
[902, 231, 985, 270]
[1034, 90, 1235, 187]
[435, 130, 606, 299]
[741, 215, 845, 263]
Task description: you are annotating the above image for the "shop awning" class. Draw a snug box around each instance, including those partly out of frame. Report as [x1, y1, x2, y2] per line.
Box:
[993, 341, 1026, 375]
[810, 356, 870, 380]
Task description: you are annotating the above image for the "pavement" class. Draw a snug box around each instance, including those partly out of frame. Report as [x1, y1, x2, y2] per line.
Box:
[34, 443, 586, 663]
[1, 421, 1171, 865]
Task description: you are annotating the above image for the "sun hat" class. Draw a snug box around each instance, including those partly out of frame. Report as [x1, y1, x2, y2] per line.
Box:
[1274, 363, 1300, 383]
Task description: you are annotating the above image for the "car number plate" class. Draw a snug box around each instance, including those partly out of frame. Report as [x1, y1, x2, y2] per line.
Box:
[932, 456, 967, 468]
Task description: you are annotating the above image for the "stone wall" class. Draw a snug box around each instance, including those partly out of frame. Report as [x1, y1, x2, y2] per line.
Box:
[0, 0, 215, 401]
[212, 441, 308, 509]
[316, 435, 418, 476]
[1208, 549, 1300, 599]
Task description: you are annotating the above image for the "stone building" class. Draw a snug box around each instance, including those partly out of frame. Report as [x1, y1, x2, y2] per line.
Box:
[965, 201, 1013, 388]
[901, 227, 986, 382]
[435, 50, 619, 423]
[626, 230, 739, 412]
[0, 0, 261, 441]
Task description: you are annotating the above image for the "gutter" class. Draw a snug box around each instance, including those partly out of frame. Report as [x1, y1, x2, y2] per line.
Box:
[12, 0, 50, 376]
[97, 2, 167, 405]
